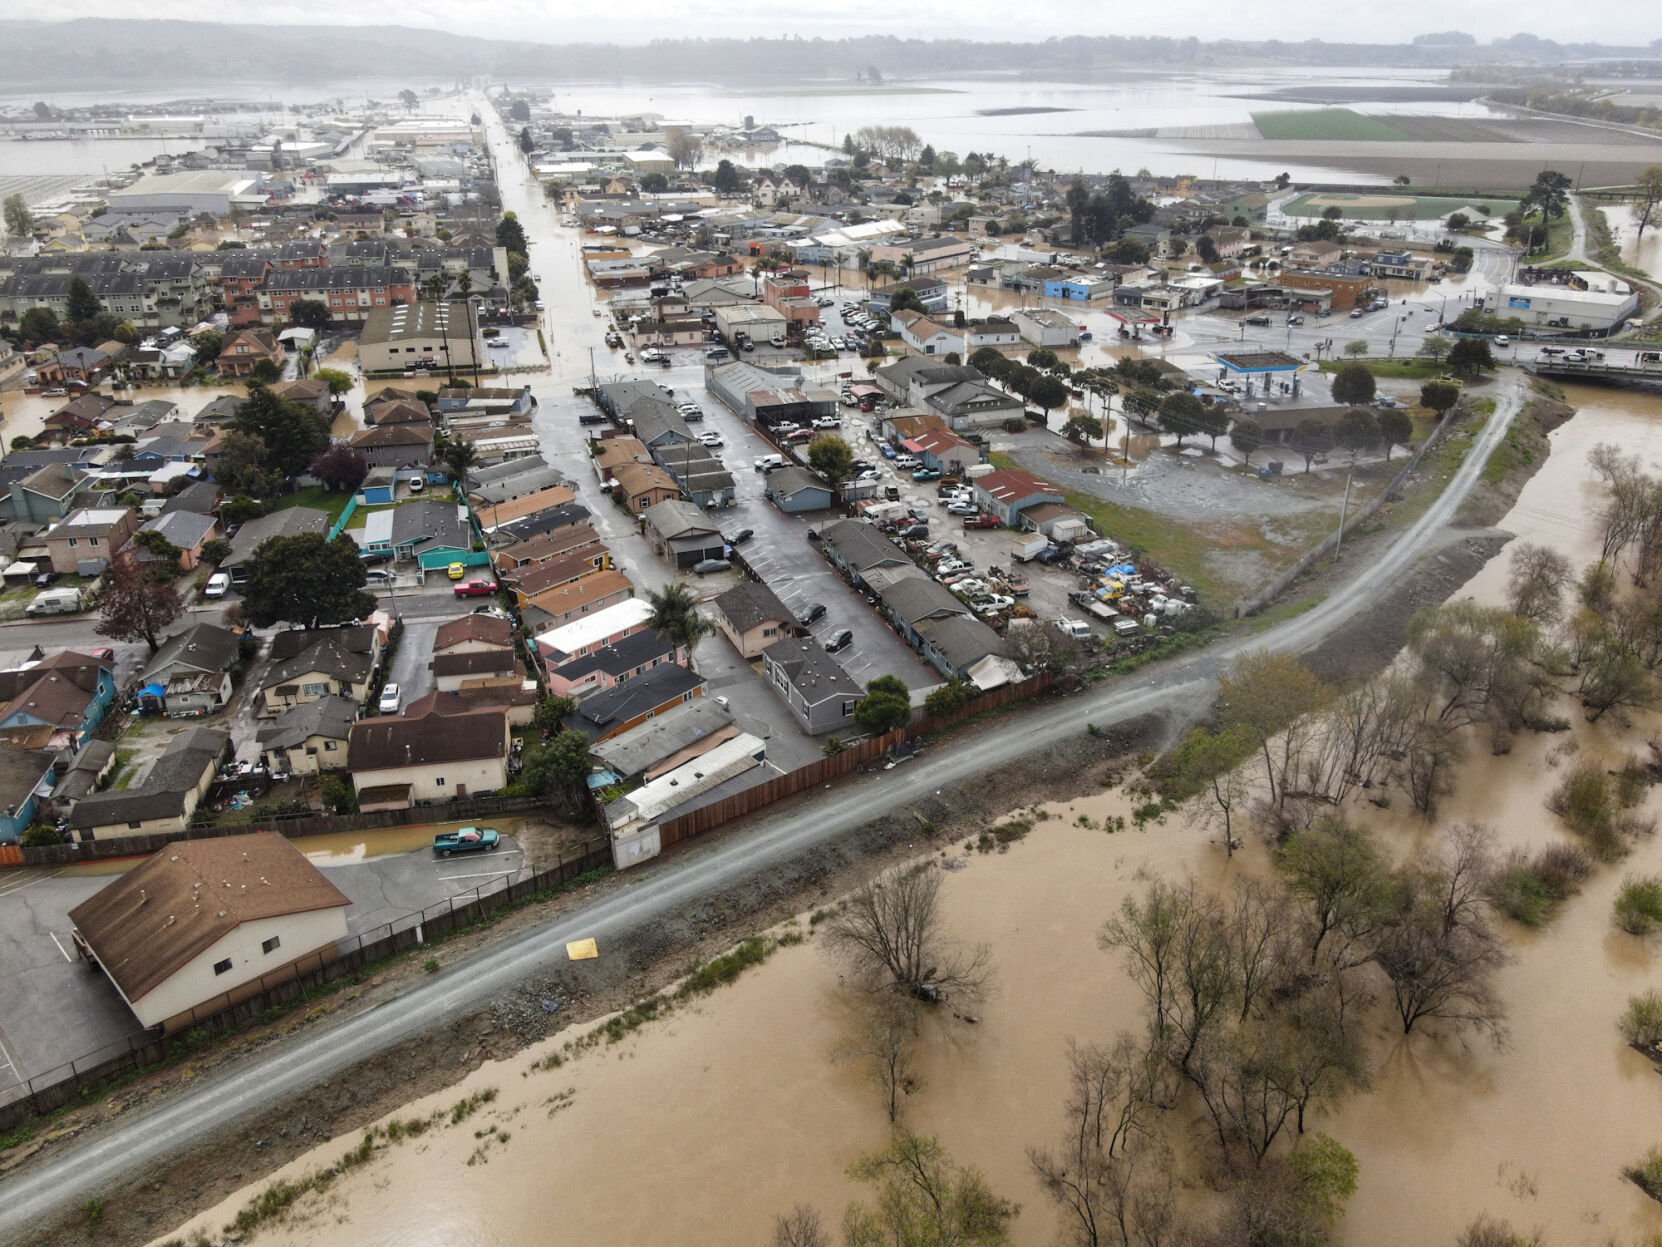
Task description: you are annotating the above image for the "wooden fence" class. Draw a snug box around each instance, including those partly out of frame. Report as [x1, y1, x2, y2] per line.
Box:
[14, 794, 551, 868]
[0, 836, 612, 1132]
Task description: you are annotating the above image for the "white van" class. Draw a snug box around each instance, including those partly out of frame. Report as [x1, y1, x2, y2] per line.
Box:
[1056, 617, 1092, 640]
[204, 572, 230, 599]
[753, 454, 785, 472]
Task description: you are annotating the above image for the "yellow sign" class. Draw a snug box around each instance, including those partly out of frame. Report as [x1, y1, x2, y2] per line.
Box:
[565, 938, 598, 961]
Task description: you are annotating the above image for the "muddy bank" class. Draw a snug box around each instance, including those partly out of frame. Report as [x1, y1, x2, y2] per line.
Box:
[19, 717, 1164, 1247]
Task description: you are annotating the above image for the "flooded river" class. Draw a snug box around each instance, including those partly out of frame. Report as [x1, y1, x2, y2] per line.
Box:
[147, 382, 1662, 1247]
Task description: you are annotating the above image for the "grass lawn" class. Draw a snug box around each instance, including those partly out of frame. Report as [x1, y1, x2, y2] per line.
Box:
[272, 486, 354, 526]
[1254, 109, 1411, 142]
[1282, 191, 1522, 222]
[1318, 357, 1448, 380]
[1516, 210, 1574, 263]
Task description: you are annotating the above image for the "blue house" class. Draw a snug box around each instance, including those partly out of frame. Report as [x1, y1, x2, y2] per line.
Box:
[0, 650, 118, 751]
[358, 466, 397, 506]
[0, 749, 57, 843]
[1042, 275, 1114, 302]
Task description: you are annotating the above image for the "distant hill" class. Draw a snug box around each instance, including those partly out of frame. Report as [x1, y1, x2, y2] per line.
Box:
[0, 20, 1655, 93]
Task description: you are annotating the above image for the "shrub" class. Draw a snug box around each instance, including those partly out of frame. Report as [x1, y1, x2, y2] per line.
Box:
[1487, 845, 1593, 926]
[1548, 764, 1639, 861]
[1532, 842, 1596, 896]
[1621, 990, 1662, 1049]
[1627, 1146, 1662, 1202]
[1457, 1217, 1543, 1247]
[1615, 874, 1662, 935]
[423, 957, 441, 974]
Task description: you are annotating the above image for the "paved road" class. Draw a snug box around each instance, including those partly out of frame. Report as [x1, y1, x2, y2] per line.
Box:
[0, 189, 1528, 1237]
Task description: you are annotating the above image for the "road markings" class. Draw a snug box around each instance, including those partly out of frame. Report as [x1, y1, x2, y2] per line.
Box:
[435, 868, 521, 883]
[49, 932, 71, 962]
[0, 868, 64, 898]
[0, 1028, 20, 1090]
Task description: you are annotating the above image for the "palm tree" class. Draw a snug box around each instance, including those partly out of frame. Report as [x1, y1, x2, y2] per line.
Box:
[647, 582, 712, 659]
[421, 273, 448, 303]
[442, 440, 479, 498]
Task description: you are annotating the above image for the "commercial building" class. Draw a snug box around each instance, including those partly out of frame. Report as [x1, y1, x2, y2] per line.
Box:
[1497, 271, 1640, 334]
[357, 302, 483, 377]
[106, 170, 264, 217]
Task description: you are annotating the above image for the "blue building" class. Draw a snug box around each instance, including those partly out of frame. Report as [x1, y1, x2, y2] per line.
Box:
[0, 749, 57, 842]
[0, 650, 118, 752]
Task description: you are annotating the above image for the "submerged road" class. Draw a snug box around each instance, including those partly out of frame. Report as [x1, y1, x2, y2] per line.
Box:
[0, 100, 1529, 1238]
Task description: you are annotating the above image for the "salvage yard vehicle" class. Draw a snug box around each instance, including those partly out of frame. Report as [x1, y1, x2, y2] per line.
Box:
[432, 826, 501, 856]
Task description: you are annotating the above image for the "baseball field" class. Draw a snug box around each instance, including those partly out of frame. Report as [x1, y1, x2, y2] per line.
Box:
[1281, 191, 1521, 221]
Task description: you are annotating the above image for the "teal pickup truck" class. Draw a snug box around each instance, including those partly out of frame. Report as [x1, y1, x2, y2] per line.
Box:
[432, 826, 501, 857]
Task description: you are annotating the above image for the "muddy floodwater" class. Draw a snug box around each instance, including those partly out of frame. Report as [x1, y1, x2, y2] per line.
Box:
[152, 387, 1662, 1246]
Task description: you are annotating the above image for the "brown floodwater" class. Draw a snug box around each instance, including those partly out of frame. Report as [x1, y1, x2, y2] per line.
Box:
[151, 388, 1662, 1247]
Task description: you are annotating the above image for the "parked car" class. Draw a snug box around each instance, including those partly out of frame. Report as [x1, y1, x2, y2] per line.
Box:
[1495, 335, 1511, 348]
[692, 558, 732, 575]
[962, 514, 1001, 530]
[699, 431, 724, 447]
[786, 428, 815, 444]
[768, 336, 786, 348]
[723, 528, 754, 546]
[367, 569, 396, 585]
[912, 467, 942, 481]
[706, 347, 731, 361]
[446, 561, 467, 580]
[797, 601, 827, 626]
[204, 572, 231, 599]
[432, 826, 500, 857]
[378, 682, 401, 714]
[454, 579, 496, 597]
[823, 628, 854, 653]
[894, 455, 919, 470]
[946, 502, 979, 516]
[754, 454, 785, 472]
[879, 444, 898, 460]
[812, 416, 841, 430]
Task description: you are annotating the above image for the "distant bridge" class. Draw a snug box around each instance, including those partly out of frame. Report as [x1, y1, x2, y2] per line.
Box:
[1524, 356, 1662, 388]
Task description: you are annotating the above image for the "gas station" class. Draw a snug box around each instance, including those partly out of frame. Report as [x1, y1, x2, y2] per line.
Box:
[1210, 350, 1309, 402]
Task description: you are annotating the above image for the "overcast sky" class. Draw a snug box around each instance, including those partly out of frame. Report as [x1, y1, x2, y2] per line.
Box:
[12, 2, 1660, 46]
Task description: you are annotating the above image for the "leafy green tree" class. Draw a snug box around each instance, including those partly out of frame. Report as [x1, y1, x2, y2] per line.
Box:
[844, 1129, 1015, 1247]
[240, 533, 375, 628]
[1417, 335, 1452, 362]
[288, 299, 332, 331]
[518, 127, 535, 155]
[398, 89, 419, 109]
[442, 440, 479, 494]
[646, 582, 712, 654]
[312, 366, 354, 396]
[200, 537, 232, 566]
[66, 276, 101, 326]
[1448, 338, 1495, 376]
[518, 729, 594, 817]
[233, 383, 330, 480]
[854, 675, 913, 735]
[534, 694, 578, 735]
[132, 528, 182, 568]
[1336, 407, 1381, 457]
[1330, 362, 1376, 406]
[496, 211, 528, 254]
[1294, 420, 1334, 473]
[1061, 413, 1104, 445]
[1526, 168, 1572, 221]
[1419, 380, 1461, 417]
[1156, 391, 1205, 446]
[1028, 374, 1069, 411]
[3, 193, 33, 240]
[191, 330, 223, 364]
[887, 286, 925, 315]
[18, 306, 59, 344]
[923, 679, 974, 717]
[1342, 338, 1370, 359]
[806, 434, 853, 482]
[712, 159, 742, 193]
[969, 346, 1005, 376]
[1230, 416, 1265, 466]
[1378, 407, 1415, 459]
[214, 430, 284, 498]
[508, 97, 530, 123]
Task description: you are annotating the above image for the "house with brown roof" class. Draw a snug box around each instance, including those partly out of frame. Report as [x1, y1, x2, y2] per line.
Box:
[970, 469, 1064, 527]
[590, 435, 653, 480]
[611, 461, 681, 513]
[433, 613, 515, 655]
[255, 694, 356, 776]
[217, 328, 285, 379]
[502, 551, 607, 606]
[0, 649, 117, 750]
[490, 523, 606, 572]
[267, 378, 333, 414]
[68, 831, 350, 1031]
[364, 397, 432, 427]
[473, 485, 578, 534]
[431, 648, 523, 693]
[522, 569, 635, 633]
[713, 581, 795, 660]
[39, 394, 117, 445]
[348, 698, 510, 808]
[545, 629, 685, 700]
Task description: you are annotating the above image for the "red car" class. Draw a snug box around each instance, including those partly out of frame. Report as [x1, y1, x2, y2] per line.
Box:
[962, 514, 1001, 530]
[453, 579, 496, 598]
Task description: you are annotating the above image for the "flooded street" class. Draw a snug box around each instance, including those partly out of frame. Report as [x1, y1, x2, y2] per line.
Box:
[147, 380, 1662, 1247]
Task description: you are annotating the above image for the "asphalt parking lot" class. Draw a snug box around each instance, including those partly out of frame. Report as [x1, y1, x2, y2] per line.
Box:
[484, 324, 545, 371]
[0, 832, 528, 1104]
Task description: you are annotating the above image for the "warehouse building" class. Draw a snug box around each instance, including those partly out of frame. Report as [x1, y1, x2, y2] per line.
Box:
[357, 302, 482, 377]
[1496, 272, 1640, 334]
[106, 170, 265, 217]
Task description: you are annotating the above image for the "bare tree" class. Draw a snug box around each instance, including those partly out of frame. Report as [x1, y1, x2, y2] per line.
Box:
[1274, 820, 1393, 970]
[827, 865, 991, 1004]
[1188, 1025, 1301, 1166]
[1372, 827, 1509, 1043]
[1213, 652, 1331, 810]
[840, 994, 920, 1122]
[1505, 542, 1572, 627]
[1402, 715, 1463, 817]
[1027, 1036, 1177, 1247]
[772, 1205, 827, 1247]
[1224, 879, 1293, 1025]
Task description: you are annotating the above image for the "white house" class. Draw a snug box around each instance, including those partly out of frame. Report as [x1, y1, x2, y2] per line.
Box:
[892, 308, 965, 357]
[69, 832, 350, 1032]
